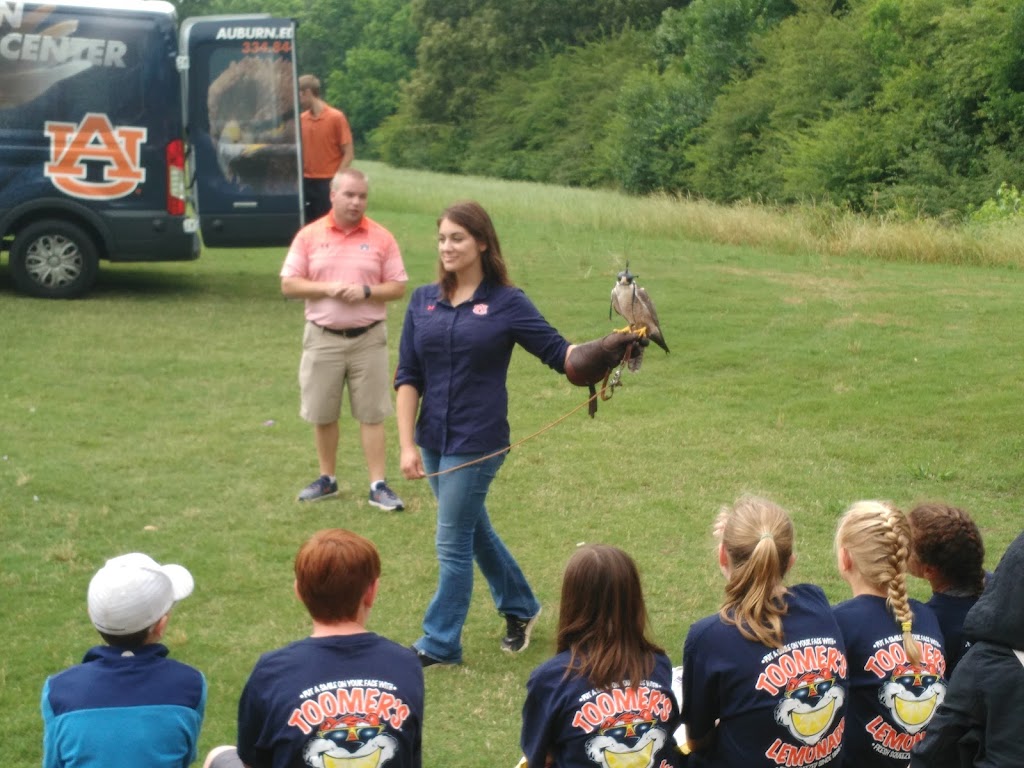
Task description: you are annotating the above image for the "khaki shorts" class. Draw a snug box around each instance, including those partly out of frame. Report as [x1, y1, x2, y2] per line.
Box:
[299, 321, 393, 425]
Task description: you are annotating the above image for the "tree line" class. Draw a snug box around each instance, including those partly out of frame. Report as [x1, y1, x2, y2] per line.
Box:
[177, 0, 1024, 219]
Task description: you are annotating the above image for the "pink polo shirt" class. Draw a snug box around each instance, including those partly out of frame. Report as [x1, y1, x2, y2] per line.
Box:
[280, 214, 408, 329]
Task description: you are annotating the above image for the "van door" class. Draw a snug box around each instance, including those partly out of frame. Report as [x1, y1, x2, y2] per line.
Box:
[180, 16, 302, 247]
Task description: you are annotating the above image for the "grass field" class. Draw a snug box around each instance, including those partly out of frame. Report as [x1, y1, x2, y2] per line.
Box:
[2, 162, 1022, 767]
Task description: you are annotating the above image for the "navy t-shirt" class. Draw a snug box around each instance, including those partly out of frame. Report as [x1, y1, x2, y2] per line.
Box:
[682, 584, 848, 768]
[925, 591, 979, 676]
[522, 650, 683, 768]
[832, 595, 946, 768]
[237, 633, 424, 768]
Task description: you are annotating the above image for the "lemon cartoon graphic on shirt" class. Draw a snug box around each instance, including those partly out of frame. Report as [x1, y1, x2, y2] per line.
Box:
[773, 670, 846, 746]
[755, 638, 848, 766]
[878, 661, 946, 735]
[283, 678, 416, 768]
[566, 680, 678, 768]
[301, 713, 398, 768]
[583, 709, 670, 768]
[833, 594, 949, 766]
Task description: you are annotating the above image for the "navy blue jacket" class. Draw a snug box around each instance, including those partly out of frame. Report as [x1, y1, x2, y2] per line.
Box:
[41, 643, 206, 768]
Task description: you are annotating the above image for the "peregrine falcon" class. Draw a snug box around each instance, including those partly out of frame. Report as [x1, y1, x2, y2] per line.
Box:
[610, 264, 668, 370]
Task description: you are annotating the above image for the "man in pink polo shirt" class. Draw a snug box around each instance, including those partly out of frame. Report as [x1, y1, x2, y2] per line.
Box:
[281, 169, 408, 508]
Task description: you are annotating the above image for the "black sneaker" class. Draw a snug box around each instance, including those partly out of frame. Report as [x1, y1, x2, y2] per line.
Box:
[296, 475, 338, 502]
[501, 608, 541, 653]
[410, 646, 455, 667]
[369, 481, 404, 511]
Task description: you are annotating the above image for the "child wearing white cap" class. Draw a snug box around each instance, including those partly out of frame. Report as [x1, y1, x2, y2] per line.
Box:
[41, 553, 207, 768]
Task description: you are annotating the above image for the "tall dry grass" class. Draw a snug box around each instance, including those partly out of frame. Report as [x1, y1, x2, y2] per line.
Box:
[373, 162, 1024, 268]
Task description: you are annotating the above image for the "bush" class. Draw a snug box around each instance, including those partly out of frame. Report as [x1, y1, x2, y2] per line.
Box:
[970, 182, 1024, 224]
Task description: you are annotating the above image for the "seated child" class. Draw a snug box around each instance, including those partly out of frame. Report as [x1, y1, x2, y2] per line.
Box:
[833, 501, 947, 768]
[41, 552, 206, 768]
[907, 503, 986, 675]
[204, 528, 423, 768]
[911, 529, 1024, 767]
[519, 544, 683, 768]
[682, 496, 847, 767]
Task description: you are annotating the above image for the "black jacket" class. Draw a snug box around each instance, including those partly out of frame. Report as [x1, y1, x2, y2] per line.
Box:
[911, 530, 1024, 768]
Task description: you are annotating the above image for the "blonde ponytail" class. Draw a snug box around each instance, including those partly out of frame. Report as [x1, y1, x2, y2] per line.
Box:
[718, 496, 794, 649]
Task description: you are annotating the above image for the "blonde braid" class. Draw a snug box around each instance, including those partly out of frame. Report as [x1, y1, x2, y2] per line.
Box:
[880, 507, 921, 664]
[837, 501, 921, 664]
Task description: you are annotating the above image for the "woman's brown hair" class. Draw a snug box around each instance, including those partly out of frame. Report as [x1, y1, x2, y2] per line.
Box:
[436, 201, 512, 301]
[556, 544, 664, 689]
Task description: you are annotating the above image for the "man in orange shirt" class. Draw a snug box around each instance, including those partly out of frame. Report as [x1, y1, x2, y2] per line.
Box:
[299, 74, 354, 222]
[281, 169, 407, 509]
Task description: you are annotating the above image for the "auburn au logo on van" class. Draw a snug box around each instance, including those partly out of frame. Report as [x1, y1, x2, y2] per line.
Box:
[44, 112, 147, 199]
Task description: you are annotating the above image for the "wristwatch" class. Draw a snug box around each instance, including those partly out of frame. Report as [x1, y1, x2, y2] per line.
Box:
[363, 284, 371, 299]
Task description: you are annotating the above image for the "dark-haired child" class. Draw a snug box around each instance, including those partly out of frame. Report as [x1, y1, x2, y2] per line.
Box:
[907, 503, 986, 676]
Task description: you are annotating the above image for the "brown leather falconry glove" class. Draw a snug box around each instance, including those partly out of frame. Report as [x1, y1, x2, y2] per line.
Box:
[565, 331, 645, 417]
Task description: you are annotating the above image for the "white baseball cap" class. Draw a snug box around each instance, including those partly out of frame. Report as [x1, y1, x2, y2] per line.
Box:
[87, 553, 194, 636]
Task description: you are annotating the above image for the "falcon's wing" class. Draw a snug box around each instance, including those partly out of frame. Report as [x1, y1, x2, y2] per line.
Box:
[635, 286, 669, 352]
[635, 286, 661, 328]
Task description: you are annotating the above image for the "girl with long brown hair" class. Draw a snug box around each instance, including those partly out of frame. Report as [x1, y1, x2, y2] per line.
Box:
[682, 496, 848, 767]
[519, 545, 683, 768]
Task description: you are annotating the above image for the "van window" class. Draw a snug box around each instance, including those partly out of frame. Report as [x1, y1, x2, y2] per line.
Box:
[203, 47, 297, 194]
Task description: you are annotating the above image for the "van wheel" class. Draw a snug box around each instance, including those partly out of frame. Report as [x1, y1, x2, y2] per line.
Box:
[10, 220, 100, 298]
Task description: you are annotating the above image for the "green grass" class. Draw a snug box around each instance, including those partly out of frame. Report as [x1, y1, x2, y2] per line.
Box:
[2, 162, 1022, 767]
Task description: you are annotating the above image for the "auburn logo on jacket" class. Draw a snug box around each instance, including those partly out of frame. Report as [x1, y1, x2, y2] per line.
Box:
[44, 112, 147, 199]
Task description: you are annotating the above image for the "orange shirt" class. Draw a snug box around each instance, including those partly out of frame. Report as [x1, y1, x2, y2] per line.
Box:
[280, 214, 408, 329]
[300, 105, 352, 179]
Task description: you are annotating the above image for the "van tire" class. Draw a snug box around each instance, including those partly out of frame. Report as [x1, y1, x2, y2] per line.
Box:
[11, 220, 100, 299]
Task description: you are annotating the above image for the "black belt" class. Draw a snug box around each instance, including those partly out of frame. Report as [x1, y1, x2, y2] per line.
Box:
[314, 320, 381, 338]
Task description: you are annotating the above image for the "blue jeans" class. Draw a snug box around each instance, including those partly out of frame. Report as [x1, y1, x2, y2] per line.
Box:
[414, 448, 541, 663]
